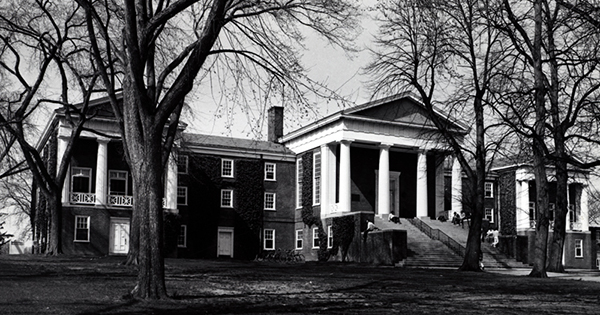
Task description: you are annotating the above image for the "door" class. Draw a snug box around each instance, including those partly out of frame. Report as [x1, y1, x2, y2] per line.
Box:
[217, 228, 234, 257]
[109, 218, 130, 255]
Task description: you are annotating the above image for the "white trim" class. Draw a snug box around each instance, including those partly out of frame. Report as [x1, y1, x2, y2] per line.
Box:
[327, 225, 333, 249]
[217, 227, 234, 258]
[186, 145, 296, 162]
[71, 167, 93, 193]
[177, 155, 189, 174]
[264, 162, 276, 181]
[295, 229, 303, 250]
[74, 216, 90, 242]
[221, 189, 233, 208]
[575, 239, 583, 258]
[177, 186, 188, 205]
[313, 151, 321, 206]
[296, 158, 303, 209]
[221, 159, 234, 178]
[108, 170, 128, 195]
[485, 208, 494, 223]
[263, 229, 275, 250]
[312, 227, 320, 249]
[264, 192, 276, 211]
[485, 182, 494, 198]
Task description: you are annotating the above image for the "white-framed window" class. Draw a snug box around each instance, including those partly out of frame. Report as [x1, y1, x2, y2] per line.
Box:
[485, 208, 494, 223]
[313, 152, 321, 205]
[575, 239, 583, 258]
[71, 167, 92, 193]
[177, 186, 188, 205]
[264, 192, 276, 210]
[569, 204, 579, 222]
[296, 158, 303, 208]
[327, 225, 333, 248]
[484, 182, 494, 198]
[109, 170, 128, 195]
[296, 229, 303, 250]
[177, 155, 188, 174]
[221, 159, 234, 178]
[221, 189, 233, 208]
[265, 162, 276, 181]
[264, 229, 275, 250]
[596, 257, 599, 268]
[74, 216, 90, 242]
[178, 225, 187, 248]
[312, 227, 320, 249]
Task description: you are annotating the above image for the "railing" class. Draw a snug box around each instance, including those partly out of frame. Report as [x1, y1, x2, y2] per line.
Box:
[330, 203, 339, 213]
[408, 218, 466, 258]
[570, 222, 582, 231]
[70, 193, 96, 204]
[529, 220, 536, 229]
[108, 195, 134, 207]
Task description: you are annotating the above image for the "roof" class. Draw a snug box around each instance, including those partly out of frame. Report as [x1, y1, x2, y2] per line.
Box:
[182, 133, 295, 159]
[281, 92, 469, 143]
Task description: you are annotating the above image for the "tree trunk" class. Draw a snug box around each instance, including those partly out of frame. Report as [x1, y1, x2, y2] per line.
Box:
[45, 194, 62, 255]
[547, 157, 568, 272]
[124, 183, 140, 266]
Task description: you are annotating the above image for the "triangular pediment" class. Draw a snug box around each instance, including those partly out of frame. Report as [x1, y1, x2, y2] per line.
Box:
[348, 98, 436, 127]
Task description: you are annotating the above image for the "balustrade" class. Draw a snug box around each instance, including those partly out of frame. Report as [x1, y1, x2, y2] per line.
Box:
[108, 195, 134, 207]
[70, 193, 96, 204]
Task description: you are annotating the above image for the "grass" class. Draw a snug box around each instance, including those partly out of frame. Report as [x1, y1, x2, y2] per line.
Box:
[1, 255, 599, 314]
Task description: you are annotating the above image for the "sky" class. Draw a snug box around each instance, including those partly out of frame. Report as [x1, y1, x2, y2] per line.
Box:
[183, 2, 380, 140]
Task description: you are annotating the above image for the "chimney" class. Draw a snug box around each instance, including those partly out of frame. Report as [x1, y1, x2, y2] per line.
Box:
[268, 106, 284, 143]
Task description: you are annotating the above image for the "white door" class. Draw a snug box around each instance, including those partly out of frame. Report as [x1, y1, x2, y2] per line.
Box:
[217, 228, 234, 257]
[109, 218, 130, 255]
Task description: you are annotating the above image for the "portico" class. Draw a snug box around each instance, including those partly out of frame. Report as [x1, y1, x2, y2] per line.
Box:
[281, 93, 467, 220]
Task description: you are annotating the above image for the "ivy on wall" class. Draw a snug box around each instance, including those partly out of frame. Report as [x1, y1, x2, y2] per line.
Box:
[235, 160, 264, 234]
[498, 172, 516, 236]
[331, 215, 355, 262]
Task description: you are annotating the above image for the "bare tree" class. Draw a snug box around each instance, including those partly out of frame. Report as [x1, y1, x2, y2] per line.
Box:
[366, 0, 509, 271]
[77, 0, 360, 299]
[0, 0, 99, 255]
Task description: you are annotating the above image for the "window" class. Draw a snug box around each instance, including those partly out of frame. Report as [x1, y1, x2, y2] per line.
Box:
[71, 167, 92, 193]
[264, 229, 275, 250]
[485, 208, 494, 223]
[221, 189, 233, 208]
[312, 227, 320, 249]
[549, 203, 555, 221]
[109, 170, 128, 195]
[313, 152, 321, 205]
[74, 216, 90, 242]
[296, 229, 303, 250]
[178, 225, 187, 248]
[569, 204, 578, 222]
[327, 225, 333, 248]
[177, 187, 188, 205]
[221, 159, 234, 178]
[296, 158, 303, 208]
[529, 202, 536, 221]
[484, 182, 494, 198]
[264, 192, 276, 210]
[265, 163, 276, 181]
[575, 239, 583, 258]
[177, 155, 188, 174]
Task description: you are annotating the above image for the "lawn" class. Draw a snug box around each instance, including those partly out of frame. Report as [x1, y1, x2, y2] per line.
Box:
[1, 255, 599, 314]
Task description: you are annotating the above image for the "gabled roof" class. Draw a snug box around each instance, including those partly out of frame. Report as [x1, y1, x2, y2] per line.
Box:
[281, 92, 468, 143]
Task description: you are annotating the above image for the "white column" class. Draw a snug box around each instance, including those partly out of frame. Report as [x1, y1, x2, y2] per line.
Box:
[516, 179, 530, 230]
[581, 185, 589, 231]
[339, 140, 352, 213]
[94, 138, 109, 206]
[377, 144, 391, 217]
[451, 157, 462, 217]
[165, 153, 178, 210]
[416, 150, 428, 217]
[57, 135, 70, 204]
[320, 144, 330, 218]
[567, 184, 572, 231]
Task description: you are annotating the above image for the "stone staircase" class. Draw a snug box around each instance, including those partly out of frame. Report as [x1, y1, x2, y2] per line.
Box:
[373, 217, 463, 268]
[419, 217, 529, 269]
[372, 216, 529, 269]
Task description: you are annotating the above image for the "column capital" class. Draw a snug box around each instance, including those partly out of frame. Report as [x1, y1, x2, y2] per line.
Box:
[340, 139, 354, 144]
[96, 137, 111, 144]
[379, 143, 393, 148]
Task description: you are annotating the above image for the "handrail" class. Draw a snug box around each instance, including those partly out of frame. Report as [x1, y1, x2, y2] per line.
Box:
[407, 218, 466, 258]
